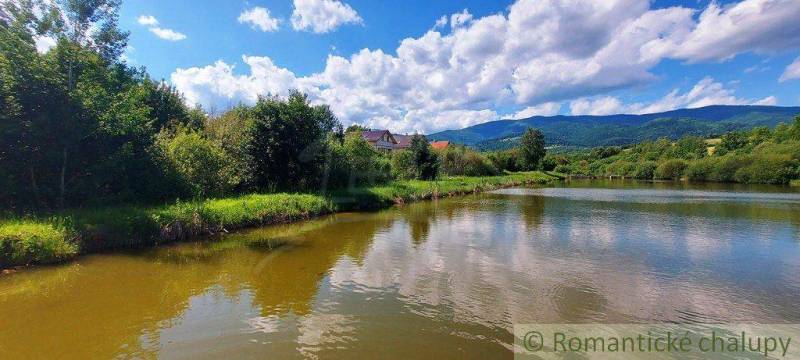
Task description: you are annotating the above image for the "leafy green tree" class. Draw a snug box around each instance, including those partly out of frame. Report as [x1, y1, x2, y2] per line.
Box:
[655, 159, 688, 180]
[487, 149, 521, 172]
[749, 126, 773, 145]
[246, 92, 338, 191]
[143, 79, 202, 131]
[437, 145, 498, 176]
[518, 128, 546, 170]
[345, 124, 370, 133]
[328, 133, 391, 188]
[605, 159, 636, 177]
[408, 135, 439, 180]
[734, 154, 798, 184]
[161, 129, 229, 197]
[206, 105, 254, 190]
[53, 0, 129, 63]
[791, 116, 800, 140]
[390, 150, 416, 180]
[589, 146, 620, 160]
[669, 136, 706, 159]
[632, 161, 657, 179]
[717, 131, 749, 155]
[0, 17, 78, 208]
[0, 0, 204, 209]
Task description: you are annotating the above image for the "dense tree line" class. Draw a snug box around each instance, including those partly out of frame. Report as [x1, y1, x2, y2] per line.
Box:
[549, 118, 800, 184]
[0, 0, 488, 211]
[484, 128, 548, 173]
[1, 0, 551, 212]
[1, 0, 203, 209]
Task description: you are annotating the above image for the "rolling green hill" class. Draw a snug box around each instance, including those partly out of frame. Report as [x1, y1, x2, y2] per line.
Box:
[427, 105, 800, 150]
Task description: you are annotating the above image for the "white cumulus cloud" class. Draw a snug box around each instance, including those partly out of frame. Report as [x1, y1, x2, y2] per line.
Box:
[171, 56, 306, 110]
[571, 77, 778, 116]
[669, 0, 800, 62]
[510, 103, 562, 119]
[753, 96, 778, 106]
[138, 14, 186, 41]
[149, 27, 187, 41]
[434, 15, 448, 30]
[291, 0, 363, 33]
[570, 97, 625, 116]
[779, 56, 800, 82]
[171, 0, 800, 133]
[238, 7, 281, 32]
[137, 15, 159, 26]
[450, 9, 473, 29]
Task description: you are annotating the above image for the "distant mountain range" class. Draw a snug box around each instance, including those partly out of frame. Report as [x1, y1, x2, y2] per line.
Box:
[427, 105, 800, 150]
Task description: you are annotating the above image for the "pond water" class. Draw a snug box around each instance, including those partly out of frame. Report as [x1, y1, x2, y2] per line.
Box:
[1, 180, 800, 359]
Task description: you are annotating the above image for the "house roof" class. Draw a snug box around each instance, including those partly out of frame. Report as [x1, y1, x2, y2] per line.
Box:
[361, 130, 397, 144]
[393, 134, 412, 149]
[430, 141, 450, 150]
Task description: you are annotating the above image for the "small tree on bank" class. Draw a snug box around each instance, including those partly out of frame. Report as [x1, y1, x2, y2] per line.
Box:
[409, 135, 439, 180]
[519, 128, 546, 170]
[245, 92, 338, 191]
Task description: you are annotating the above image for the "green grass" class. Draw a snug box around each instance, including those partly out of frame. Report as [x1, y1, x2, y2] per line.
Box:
[70, 193, 335, 251]
[791, 180, 800, 187]
[0, 172, 555, 268]
[333, 171, 555, 209]
[0, 220, 78, 267]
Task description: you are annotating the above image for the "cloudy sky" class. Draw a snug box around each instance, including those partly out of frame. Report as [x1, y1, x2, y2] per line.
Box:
[119, 0, 800, 134]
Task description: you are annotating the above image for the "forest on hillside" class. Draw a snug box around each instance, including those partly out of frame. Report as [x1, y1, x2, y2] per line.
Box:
[534, 121, 800, 184]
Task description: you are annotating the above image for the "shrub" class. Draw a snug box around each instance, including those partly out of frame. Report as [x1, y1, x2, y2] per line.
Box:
[566, 160, 592, 177]
[709, 155, 751, 182]
[438, 146, 498, 177]
[327, 133, 392, 188]
[161, 130, 230, 198]
[655, 159, 688, 180]
[752, 140, 800, 160]
[205, 105, 255, 190]
[488, 149, 521, 172]
[686, 157, 715, 181]
[669, 136, 706, 160]
[541, 155, 568, 171]
[733, 154, 799, 184]
[407, 135, 439, 180]
[553, 164, 571, 174]
[686, 155, 755, 183]
[606, 160, 636, 177]
[717, 131, 749, 154]
[391, 150, 417, 180]
[589, 147, 621, 160]
[632, 161, 657, 179]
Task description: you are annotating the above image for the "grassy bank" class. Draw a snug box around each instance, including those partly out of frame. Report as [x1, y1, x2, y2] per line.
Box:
[0, 221, 79, 267]
[1, 172, 556, 268]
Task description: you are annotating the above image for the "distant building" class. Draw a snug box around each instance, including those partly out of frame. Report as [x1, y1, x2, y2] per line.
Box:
[360, 130, 397, 152]
[430, 141, 450, 150]
[361, 130, 450, 152]
[393, 134, 412, 150]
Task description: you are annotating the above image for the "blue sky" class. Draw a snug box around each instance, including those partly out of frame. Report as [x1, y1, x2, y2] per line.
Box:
[117, 0, 800, 133]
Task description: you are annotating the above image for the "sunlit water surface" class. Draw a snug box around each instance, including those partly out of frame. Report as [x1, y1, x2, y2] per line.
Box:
[1, 180, 800, 359]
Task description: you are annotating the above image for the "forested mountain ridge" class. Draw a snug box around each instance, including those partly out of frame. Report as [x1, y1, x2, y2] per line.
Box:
[428, 105, 800, 149]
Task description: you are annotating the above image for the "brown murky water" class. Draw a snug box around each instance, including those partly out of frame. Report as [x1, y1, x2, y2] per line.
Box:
[1, 181, 800, 359]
